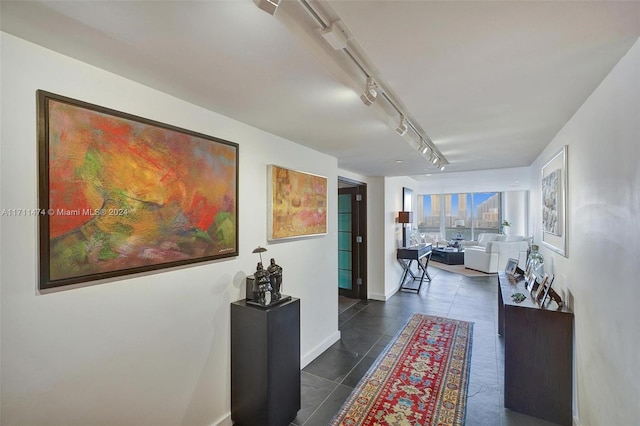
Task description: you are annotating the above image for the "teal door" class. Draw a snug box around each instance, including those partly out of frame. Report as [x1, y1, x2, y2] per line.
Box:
[338, 185, 366, 299]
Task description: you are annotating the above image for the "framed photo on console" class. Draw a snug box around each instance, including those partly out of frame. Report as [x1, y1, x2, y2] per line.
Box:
[535, 274, 549, 302]
[539, 274, 555, 306]
[505, 258, 518, 276]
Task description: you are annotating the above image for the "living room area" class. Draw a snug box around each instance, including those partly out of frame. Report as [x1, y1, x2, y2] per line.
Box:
[1, 2, 638, 426]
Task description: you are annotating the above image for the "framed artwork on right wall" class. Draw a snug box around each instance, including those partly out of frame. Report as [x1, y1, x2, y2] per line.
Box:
[541, 145, 568, 257]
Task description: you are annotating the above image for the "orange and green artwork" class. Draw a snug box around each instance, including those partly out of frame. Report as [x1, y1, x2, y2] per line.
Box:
[38, 91, 238, 289]
[268, 165, 327, 240]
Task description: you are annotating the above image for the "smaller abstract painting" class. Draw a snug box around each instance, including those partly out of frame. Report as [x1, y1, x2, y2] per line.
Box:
[542, 169, 560, 235]
[268, 165, 327, 240]
[38, 90, 239, 289]
[541, 145, 568, 257]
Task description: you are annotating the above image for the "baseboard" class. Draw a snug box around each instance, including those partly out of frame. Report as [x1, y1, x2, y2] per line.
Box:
[301, 330, 341, 368]
[213, 413, 232, 426]
[368, 292, 387, 301]
[573, 415, 581, 426]
[369, 286, 400, 301]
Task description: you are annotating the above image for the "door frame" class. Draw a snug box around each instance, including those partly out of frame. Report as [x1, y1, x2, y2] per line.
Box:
[338, 178, 367, 300]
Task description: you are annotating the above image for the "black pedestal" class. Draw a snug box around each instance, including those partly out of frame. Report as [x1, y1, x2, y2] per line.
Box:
[231, 298, 300, 426]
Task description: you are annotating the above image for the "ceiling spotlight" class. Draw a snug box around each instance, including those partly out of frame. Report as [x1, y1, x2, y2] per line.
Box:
[431, 154, 439, 165]
[396, 116, 408, 136]
[360, 77, 378, 106]
[256, 0, 280, 15]
[440, 165, 446, 171]
[419, 140, 430, 155]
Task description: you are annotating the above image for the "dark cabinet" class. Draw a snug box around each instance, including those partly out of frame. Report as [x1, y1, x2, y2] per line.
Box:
[231, 298, 300, 426]
[498, 273, 573, 426]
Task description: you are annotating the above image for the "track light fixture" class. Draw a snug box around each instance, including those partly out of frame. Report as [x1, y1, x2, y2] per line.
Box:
[396, 116, 408, 136]
[295, 0, 449, 168]
[360, 77, 378, 106]
[320, 21, 349, 50]
[256, 0, 280, 15]
[440, 165, 446, 171]
[419, 140, 430, 155]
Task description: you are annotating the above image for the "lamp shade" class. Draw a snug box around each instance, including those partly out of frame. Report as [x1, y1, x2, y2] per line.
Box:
[398, 211, 413, 224]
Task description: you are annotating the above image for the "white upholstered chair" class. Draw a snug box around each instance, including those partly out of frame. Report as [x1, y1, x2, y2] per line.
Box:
[464, 234, 529, 273]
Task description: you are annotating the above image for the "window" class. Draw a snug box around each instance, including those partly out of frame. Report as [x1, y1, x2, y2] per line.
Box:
[416, 194, 441, 234]
[473, 193, 500, 236]
[417, 192, 501, 241]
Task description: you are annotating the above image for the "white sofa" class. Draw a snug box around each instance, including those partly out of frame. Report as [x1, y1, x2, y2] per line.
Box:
[464, 233, 529, 273]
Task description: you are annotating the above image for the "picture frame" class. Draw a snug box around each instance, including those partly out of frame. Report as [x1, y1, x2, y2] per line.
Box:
[539, 274, 555, 307]
[267, 165, 328, 241]
[38, 90, 239, 290]
[525, 270, 538, 294]
[541, 145, 568, 257]
[505, 257, 518, 276]
[535, 273, 550, 302]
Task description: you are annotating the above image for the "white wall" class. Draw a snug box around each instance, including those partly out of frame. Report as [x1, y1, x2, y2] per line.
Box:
[503, 190, 529, 237]
[0, 33, 340, 426]
[529, 38, 639, 425]
[381, 176, 418, 300]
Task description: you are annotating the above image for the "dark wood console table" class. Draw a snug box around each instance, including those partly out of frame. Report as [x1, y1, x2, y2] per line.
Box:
[498, 272, 573, 426]
[397, 244, 432, 292]
[231, 298, 300, 426]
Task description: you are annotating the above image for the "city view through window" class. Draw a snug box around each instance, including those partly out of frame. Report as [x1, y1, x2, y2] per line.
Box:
[416, 192, 501, 241]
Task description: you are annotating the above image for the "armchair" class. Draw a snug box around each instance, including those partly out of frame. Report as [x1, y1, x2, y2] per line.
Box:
[464, 234, 529, 273]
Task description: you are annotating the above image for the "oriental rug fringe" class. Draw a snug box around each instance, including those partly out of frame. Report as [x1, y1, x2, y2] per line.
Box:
[330, 314, 473, 426]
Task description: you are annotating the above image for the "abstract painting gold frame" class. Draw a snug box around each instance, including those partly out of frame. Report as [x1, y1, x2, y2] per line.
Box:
[38, 90, 239, 290]
[267, 165, 327, 241]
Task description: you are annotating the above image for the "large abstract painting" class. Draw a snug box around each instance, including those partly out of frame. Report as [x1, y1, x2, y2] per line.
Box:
[268, 165, 327, 240]
[541, 145, 568, 257]
[38, 90, 239, 289]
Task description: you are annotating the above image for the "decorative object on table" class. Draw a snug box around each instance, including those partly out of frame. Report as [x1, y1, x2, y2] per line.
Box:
[246, 245, 291, 308]
[331, 314, 473, 426]
[501, 220, 511, 235]
[541, 145, 568, 256]
[267, 258, 283, 301]
[37, 90, 239, 290]
[511, 292, 526, 303]
[528, 244, 545, 277]
[267, 165, 327, 241]
[253, 262, 272, 305]
[505, 258, 518, 276]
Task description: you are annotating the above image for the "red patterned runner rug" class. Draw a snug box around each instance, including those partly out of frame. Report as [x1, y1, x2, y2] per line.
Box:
[331, 314, 473, 426]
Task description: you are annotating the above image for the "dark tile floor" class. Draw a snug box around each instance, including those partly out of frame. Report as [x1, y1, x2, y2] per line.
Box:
[292, 266, 560, 425]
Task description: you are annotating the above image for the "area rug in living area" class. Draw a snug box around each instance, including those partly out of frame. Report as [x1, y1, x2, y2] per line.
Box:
[429, 261, 495, 277]
[330, 314, 473, 426]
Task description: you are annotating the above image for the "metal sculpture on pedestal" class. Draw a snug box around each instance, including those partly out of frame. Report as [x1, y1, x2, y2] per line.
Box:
[246, 246, 291, 308]
[267, 258, 283, 301]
